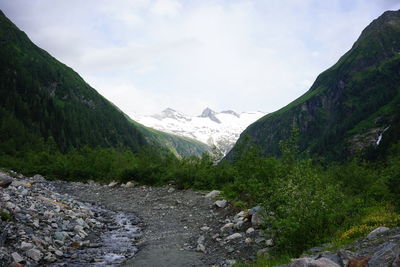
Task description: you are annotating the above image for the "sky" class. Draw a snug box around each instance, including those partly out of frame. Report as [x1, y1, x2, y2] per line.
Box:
[1, 0, 400, 116]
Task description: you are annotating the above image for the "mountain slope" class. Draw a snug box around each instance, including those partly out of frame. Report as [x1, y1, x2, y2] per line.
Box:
[133, 108, 265, 155]
[227, 10, 400, 160]
[126, 118, 211, 157]
[0, 10, 207, 158]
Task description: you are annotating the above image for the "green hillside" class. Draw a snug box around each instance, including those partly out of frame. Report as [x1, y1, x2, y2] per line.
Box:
[0, 9, 208, 160]
[227, 10, 400, 161]
[127, 118, 210, 158]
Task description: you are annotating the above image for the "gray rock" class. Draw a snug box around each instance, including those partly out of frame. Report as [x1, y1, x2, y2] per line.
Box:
[289, 257, 340, 267]
[221, 222, 234, 232]
[251, 212, 264, 226]
[337, 250, 356, 267]
[316, 252, 343, 266]
[54, 231, 69, 242]
[33, 174, 45, 181]
[20, 241, 34, 250]
[249, 206, 266, 226]
[367, 226, 390, 239]
[0, 177, 13, 188]
[196, 243, 206, 253]
[11, 252, 24, 263]
[245, 237, 252, 244]
[205, 190, 221, 199]
[108, 181, 119, 187]
[26, 248, 43, 261]
[54, 250, 63, 257]
[226, 233, 242, 241]
[125, 181, 136, 188]
[200, 226, 210, 231]
[235, 220, 244, 230]
[76, 218, 89, 229]
[368, 242, 400, 266]
[248, 206, 263, 215]
[246, 227, 255, 235]
[5, 201, 16, 210]
[167, 187, 175, 193]
[215, 199, 228, 208]
[265, 239, 274, 247]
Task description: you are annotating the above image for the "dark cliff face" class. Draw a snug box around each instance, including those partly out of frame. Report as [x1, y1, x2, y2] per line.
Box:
[227, 10, 400, 161]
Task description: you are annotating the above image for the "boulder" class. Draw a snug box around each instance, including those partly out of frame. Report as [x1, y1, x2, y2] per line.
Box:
[368, 242, 400, 266]
[205, 190, 221, 199]
[215, 199, 228, 208]
[366, 226, 389, 239]
[249, 206, 266, 226]
[0, 177, 13, 188]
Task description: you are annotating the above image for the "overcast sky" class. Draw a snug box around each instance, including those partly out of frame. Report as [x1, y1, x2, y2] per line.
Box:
[1, 1, 400, 116]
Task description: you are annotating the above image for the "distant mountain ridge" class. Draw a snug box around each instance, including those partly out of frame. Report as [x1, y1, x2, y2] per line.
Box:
[132, 108, 265, 155]
[227, 10, 400, 160]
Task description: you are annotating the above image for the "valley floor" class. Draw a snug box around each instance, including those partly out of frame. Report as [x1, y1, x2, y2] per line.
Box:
[51, 180, 262, 266]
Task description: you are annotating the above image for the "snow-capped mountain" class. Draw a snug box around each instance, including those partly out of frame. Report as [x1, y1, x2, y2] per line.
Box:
[132, 108, 265, 155]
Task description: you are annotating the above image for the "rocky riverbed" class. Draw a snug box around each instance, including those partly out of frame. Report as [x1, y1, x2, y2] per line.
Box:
[0, 171, 267, 266]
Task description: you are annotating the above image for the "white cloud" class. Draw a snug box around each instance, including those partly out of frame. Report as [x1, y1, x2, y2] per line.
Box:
[1, 0, 399, 116]
[150, 0, 182, 17]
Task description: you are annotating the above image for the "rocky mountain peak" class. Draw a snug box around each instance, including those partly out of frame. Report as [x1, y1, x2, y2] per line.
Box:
[199, 107, 221, 123]
[156, 108, 190, 121]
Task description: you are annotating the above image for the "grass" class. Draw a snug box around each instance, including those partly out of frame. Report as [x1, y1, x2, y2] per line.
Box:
[0, 210, 12, 221]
